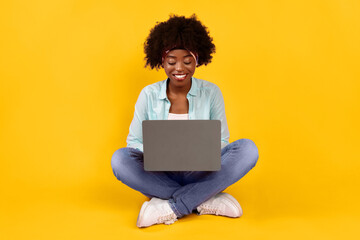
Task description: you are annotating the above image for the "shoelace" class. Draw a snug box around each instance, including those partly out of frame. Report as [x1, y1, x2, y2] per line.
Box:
[199, 205, 221, 215]
[157, 213, 177, 225]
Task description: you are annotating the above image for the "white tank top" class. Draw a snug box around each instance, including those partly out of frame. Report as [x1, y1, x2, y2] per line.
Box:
[168, 113, 189, 120]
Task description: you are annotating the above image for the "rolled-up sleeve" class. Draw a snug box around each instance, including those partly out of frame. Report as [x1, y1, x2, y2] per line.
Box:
[210, 85, 230, 149]
[126, 88, 148, 152]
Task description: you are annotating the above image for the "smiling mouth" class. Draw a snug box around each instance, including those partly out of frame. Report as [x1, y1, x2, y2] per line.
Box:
[173, 74, 187, 80]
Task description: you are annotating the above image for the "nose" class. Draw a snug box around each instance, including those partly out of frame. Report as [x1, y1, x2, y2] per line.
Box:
[175, 62, 185, 72]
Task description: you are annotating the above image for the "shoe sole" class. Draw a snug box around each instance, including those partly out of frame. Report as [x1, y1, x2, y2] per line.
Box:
[221, 193, 243, 217]
[136, 201, 149, 228]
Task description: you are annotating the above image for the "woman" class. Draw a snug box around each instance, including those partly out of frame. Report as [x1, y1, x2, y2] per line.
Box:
[111, 14, 259, 228]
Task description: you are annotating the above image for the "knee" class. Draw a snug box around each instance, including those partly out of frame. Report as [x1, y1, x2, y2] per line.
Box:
[235, 138, 259, 168]
[111, 148, 129, 180]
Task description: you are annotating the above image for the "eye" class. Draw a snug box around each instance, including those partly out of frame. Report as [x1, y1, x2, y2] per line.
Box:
[168, 62, 176, 65]
[184, 62, 192, 65]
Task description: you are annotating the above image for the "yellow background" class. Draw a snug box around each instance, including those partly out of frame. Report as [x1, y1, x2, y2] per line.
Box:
[1, 0, 359, 239]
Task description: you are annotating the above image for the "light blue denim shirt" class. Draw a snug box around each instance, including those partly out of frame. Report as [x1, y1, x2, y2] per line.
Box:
[126, 77, 230, 152]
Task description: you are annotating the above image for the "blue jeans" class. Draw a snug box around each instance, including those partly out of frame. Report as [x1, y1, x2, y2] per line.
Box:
[111, 138, 259, 218]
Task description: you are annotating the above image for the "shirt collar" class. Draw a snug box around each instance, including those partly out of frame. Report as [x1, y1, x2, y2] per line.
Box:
[159, 77, 198, 100]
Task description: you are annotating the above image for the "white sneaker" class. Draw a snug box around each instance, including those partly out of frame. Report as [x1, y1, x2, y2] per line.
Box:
[196, 192, 243, 218]
[136, 197, 178, 228]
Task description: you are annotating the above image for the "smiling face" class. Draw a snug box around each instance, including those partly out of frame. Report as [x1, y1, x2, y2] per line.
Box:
[162, 49, 196, 90]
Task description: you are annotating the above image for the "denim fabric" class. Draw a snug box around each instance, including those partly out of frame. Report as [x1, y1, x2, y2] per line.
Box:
[126, 77, 230, 152]
[111, 138, 259, 218]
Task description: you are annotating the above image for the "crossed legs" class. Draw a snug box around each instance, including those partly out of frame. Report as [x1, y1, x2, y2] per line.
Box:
[111, 138, 259, 218]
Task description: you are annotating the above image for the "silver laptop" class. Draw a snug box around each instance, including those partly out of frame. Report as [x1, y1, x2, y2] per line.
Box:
[142, 120, 221, 171]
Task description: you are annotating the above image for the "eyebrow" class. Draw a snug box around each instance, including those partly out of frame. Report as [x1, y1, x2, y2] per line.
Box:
[166, 54, 193, 58]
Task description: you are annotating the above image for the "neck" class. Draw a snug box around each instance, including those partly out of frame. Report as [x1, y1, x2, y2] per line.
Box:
[167, 78, 192, 96]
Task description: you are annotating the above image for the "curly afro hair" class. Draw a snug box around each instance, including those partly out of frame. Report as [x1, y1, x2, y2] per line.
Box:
[144, 14, 216, 70]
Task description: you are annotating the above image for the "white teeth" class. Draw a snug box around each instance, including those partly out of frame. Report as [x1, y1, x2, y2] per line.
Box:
[174, 74, 186, 78]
